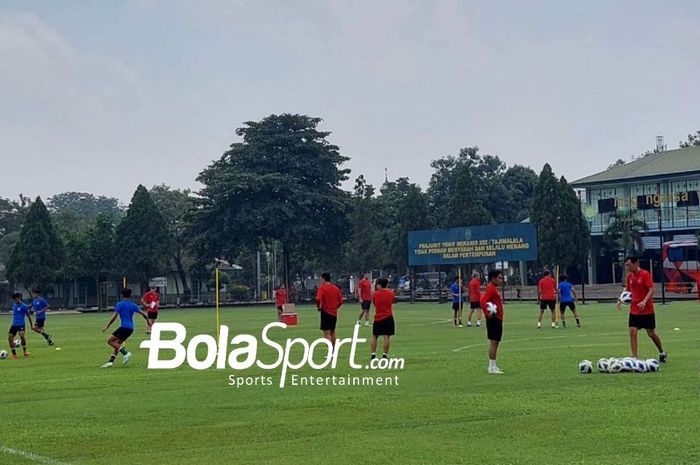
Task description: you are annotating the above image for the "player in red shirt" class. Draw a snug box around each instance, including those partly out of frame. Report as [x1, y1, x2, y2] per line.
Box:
[371, 277, 395, 359]
[356, 273, 373, 327]
[481, 269, 505, 374]
[141, 287, 160, 335]
[616, 256, 667, 362]
[466, 272, 482, 328]
[316, 272, 343, 344]
[537, 270, 558, 329]
[274, 284, 287, 321]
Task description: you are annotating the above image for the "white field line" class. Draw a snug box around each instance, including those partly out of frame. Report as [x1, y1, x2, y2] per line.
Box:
[0, 445, 73, 465]
[406, 319, 453, 327]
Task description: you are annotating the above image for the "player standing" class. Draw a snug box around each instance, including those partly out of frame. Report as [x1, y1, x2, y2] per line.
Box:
[449, 276, 464, 327]
[274, 284, 288, 321]
[8, 292, 32, 358]
[616, 257, 667, 362]
[30, 289, 54, 346]
[316, 273, 343, 345]
[371, 277, 395, 360]
[141, 286, 160, 335]
[537, 270, 557, 329]
[557, 276, 581, 328]
[101, 288, 148, 368]
[356, 272, 372, 327]
[481, 270, 505, 374]
[466, 272, 482, 327]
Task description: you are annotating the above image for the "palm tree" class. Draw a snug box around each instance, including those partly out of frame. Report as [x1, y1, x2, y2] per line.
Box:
[604, 210, 649, 258]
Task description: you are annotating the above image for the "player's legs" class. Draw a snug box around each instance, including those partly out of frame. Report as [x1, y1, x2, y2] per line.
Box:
[363, 310, 370, 325]
[382, 336, 391, 356]
[537, 303, 545, 328]
[629, 327, 639, 358]
[17, 330, 29, 356]
[457, 303, 463, 327]
[571, 305, 581, 327]
[645, 329, 665, 358]
[33, 320, 53, 345]
[370, 335, 378, 357]
[277, 306, 283, 321]
[549, 302, 557, 327]
[323, 329, 336, 346]
[7, 331, 15, 358]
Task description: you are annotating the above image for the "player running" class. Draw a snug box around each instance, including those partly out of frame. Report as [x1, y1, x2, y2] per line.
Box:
[141, 286, 160, 335]
[101, 288, 148, 368]
[481, 270, 505, 374]
[557, 276, 580, 328]
[449, 276, 465, 327]
[616, 256, 667, 362]
[356, 272, 372, 327]
[466, 272, 482, 327]
[537, 270, 557, 329]
[8, 292, 33, 358]
[316, 273, 343, 345]
[274, 284, 288, 321]
[371, 277, 395, 360]
[30, 289, 55, 346]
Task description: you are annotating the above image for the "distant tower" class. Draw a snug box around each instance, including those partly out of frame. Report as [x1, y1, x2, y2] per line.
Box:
[380, 167, 389, 191]
[656, 135, 666, 153]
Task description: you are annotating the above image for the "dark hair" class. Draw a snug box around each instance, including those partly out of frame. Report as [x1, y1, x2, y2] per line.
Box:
[625, 256, 638, 264]
[11, 292, 21, 299]
[121, 288, 132, 298]
[454, 276, 460, 282]
[488, 270, 502, 282]
[376, 277, 389, 288]
[543, 270, 550, 276]
[559, 275, 569, 282]
[32, 288, 40, 294]
[321, 272, 331, 282]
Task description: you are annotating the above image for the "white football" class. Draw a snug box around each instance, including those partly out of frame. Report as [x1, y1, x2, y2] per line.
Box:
[621, 358, 635, 372]
[486, 302, 497, 315]
[645, 359, 660, 372]
[597, 358, 610, 373]
[13, 339, 21, 348]
[608, 359, 623, 373]
[578, 360, 593, 374]
[619, 291, 632, 304]
[0, 350, 7, 360]
[633, 359, 648, 373]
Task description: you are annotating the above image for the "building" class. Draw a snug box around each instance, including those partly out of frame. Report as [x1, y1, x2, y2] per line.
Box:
[573, 145, 700, 285]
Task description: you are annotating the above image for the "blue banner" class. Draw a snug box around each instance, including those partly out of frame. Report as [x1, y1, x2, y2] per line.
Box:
[408, 224, 538, 266]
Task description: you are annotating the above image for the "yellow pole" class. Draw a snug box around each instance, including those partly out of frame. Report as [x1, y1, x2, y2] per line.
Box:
[215, 267, 220, 342]
[122, 276, 127, 288]
[612, 263, 616, 284]
[458, 267, 462, 317]
[554, 265, 560, 323]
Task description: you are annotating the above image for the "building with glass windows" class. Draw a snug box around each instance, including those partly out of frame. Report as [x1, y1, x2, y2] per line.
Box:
[572, 145, 700, 285]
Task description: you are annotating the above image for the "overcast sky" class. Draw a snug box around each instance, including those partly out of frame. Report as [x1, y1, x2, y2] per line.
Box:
[1, 0, 699, 204]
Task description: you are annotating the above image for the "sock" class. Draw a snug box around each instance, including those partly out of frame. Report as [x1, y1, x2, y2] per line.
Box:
[382, 353, 388, 359]
[371, 353, 376, 359]
[489, 359, 497, 369]
[11, 348, 16, 355]
[22, 344, 27, 353]
[562, 320, 567, 327]
[576, 318, 580, 325]
[119, 347, 128, 356]
[42, 332, 50, 340]
[108, 354, 116, 363]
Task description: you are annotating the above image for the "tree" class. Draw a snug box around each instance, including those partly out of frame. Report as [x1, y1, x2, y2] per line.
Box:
[47, 192, 121, 233]
[0, 197, 25, 239]
[84, 214, 116, 309]
[343, 176, 382, 273]
[6, 197, 65, 290]
[192, 114, 351, 287]
[502, 165, 538, 222]
[150, 185, 194, 300]
[679, 130, 700, 148]
[604, 210, 648, 258]
[608, 159, 626, 169]
[557, 177, 590, 272]
[113, 185, 172, 290]
[530, 164, 562, 268]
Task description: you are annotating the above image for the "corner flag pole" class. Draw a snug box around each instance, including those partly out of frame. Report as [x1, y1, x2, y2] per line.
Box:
[215, 266, 221, 343]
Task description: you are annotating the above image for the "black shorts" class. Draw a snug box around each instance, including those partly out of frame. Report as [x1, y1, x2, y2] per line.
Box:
[486, 317, 503, 342]
[540, 300, 556, 311]
[629, 313, 656, 330]
[34, 319, 46, 328]
[373, 316, 395, 336]
[319, 310, 337, 331]
[147, 312, 158, 320]
[361, 300, 371, 311]
[112, 327, 134, 342]
[9, 325, 25, 336]
[452, 302, 463, 311]
[276, 305, 283, 312]
[560, 302, 576, 312]
[470, 301, 480, 310]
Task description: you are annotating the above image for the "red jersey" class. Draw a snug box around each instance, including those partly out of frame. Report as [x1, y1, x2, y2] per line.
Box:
[480, 283, 504, 320]
[143, 291, 159, 312]
[358, 278, 372, 302]
[538, 276, 557, 300]
[372, 288, 394, 322]
[275, 288, 287, 306]
[627, 269, 655, 315]
[468, 278, 481, 302]
[316, 282, 343, 317]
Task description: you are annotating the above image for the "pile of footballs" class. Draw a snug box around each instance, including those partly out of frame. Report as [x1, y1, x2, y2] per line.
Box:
[577, 357, 660, 374]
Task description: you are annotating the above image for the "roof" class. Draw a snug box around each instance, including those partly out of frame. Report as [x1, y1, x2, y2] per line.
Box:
[572, 145, 700, 187]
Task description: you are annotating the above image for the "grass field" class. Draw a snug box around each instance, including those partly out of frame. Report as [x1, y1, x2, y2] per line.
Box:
[2, 301, 699, 465]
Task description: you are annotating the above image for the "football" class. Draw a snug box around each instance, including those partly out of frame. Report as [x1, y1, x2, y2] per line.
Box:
[621, 358, 635, 372]
[619, 291, 632, 304]
[578, 360, 593, 374]
[645, 359, 660, 372]
[608, 359, 623, 373]
[0, 350, 7, 360]
[13, 339, 21, 348]
[486, 302, 497, 315]
[633, 359, 648, 373]
[596, 358, 610, 373]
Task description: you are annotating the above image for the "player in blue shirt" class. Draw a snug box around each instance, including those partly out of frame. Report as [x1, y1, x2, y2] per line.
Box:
[30, 289, 54, 346]
[8, 292, 33, 358]
[449, 277, 466, 327]
[101, 288, 148, 368]
[558, 275, 581, 328]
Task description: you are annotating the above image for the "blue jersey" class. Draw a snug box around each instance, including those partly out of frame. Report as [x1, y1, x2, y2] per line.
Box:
[114, 300, 140, 330]
[12, 302, 30, 326]
[32, 297, 49, 319]
[559, 282, 574, 303]
[450, 282, 464, 303]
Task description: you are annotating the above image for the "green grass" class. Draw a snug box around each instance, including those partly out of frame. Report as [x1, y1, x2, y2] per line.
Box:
[2, 301, 700, 465]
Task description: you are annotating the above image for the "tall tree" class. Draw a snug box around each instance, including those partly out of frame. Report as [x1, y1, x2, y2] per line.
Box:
[530, 164, 562, 268]
[344, 176, 382, 273]
[557, 177, 590, 271]
[6, 197, 65, 291]
[47, 192, 121, 233]
[679, 130, 700, 148]
[193, 114, 350, 287]
[85, 213, 116, 309]
[0, 197, 25, 239]
[150, 185, 193, 300]
[502, 165, 538, 222]
[113, 185, 171, 290]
